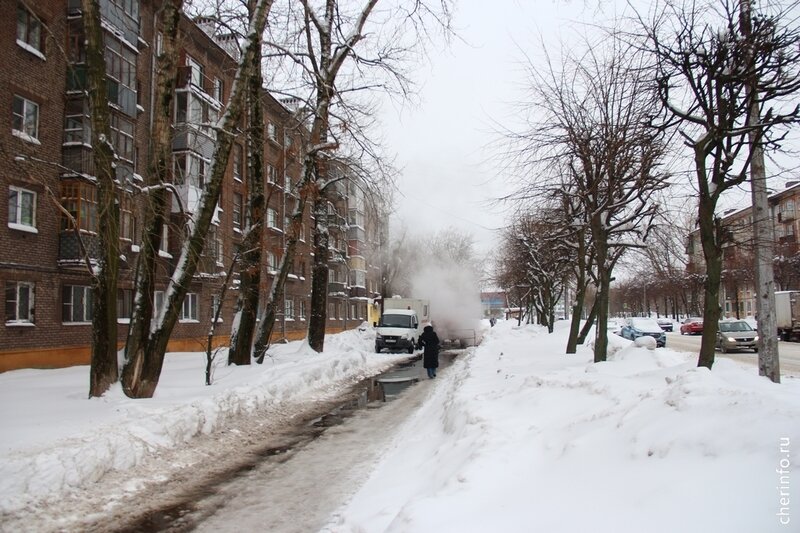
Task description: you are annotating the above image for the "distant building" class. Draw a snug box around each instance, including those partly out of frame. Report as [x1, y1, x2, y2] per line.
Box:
[685, 181, 800, 319]
[480, 291, 508, 319]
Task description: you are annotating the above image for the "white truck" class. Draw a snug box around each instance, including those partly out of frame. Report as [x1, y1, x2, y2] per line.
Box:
[775, 290, 800, 341]
[374, 298, 431, 354]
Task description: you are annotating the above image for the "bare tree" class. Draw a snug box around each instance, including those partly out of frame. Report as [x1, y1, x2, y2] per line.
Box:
[497, 212, 571, 333]
[642, 0, 800, 370]
[252, 0, 453, 355]
[503, 35, 669, 362]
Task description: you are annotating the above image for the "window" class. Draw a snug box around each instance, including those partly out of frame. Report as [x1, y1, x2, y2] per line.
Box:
[285, 298, 295, 320]
[104, 36, 137, 114]
[267, 208, 278, 229]
[181, 293, 198, 321]
[284, 173, 292, 191]
[267, 122, 276, 140]
[64, 98, 90, 144]
[60, 181, 97, 232]
[211, 295, 222, 321]
[174, 152, 208, 189]
[233, 193, 243, 231]
[159, 224, 169, 254]
[119, 194, 135, 241]
[175, 92, 218, 137]
[6, 281, 34, 324]
[267, 251, 279, 271]
[232, 144, 243, 181]
[213, 78, 224, 102]
[154, 290, 165, 320]
[8, 186, 37, 232]
[109, 113, 134, 162]
[16, 5, 42, 55]
[117, 288, 132, 321]
[267, 164, 277, 184]
[186, 56, 204, 88]
[211, 227, 223, 265]
[12, 95, 39, 141]
[62, 285, 92, 323]
[300, 300, 306, 320]
[349, 270, 366, 288]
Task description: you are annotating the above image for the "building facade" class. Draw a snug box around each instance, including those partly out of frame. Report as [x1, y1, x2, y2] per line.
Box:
[1, 1, 384, 371]
[685, 181, 800, 318]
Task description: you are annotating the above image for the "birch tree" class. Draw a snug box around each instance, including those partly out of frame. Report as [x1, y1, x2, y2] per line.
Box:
[122, 0, 275, 398]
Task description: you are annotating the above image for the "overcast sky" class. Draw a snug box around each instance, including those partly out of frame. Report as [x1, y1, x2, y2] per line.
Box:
[380, 0, 800, 257]
[381, 0, 623, 256]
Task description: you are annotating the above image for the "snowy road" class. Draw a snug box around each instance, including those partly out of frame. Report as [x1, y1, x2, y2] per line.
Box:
[22, 356, 451, 533]
[664, 332, 800, 375]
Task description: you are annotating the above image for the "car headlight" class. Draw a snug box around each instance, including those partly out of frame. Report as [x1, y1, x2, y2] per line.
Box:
[754, 335, 759, 342]
[376, 334, 383, 340]
[726, 336, 736, 342]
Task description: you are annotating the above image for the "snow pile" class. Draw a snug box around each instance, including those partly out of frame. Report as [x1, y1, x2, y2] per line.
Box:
[0, 327, 407, 513]
[324, 320, 800, 533]
[2, 320, 798, 531]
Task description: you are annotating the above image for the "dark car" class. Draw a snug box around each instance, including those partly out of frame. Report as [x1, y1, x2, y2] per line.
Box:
[621, 318, 667, 347]
[680, 317, 704, 335]
[716, 320, 759, 353]
[656, 318, 674, 332]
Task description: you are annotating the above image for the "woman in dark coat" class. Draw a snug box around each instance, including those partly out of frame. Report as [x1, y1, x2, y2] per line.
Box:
[417, 324, 440, 378]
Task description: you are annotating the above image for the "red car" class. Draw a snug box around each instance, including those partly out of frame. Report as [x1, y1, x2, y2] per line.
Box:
[680, 317, 704, 335]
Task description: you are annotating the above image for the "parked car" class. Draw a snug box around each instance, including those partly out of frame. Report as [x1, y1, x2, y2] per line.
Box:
[621, 317, 667, 347]
[680, 317, 704, 335]
[656, 318, 674, 332]
[716, 320, 759, 353]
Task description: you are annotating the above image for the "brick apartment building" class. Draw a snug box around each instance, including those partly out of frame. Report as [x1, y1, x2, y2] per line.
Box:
[1, 1, 384, 371]
[685, 181, 800, 318]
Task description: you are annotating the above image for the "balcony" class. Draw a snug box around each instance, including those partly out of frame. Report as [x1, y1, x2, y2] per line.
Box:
[328, 281, 347, 295]
[59, 231, 100, 263]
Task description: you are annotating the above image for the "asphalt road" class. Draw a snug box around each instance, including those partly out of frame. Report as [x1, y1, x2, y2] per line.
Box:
[663, 331, 800, 377]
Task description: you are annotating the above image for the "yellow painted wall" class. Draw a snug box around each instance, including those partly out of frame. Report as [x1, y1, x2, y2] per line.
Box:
[0, 326, 360, 373]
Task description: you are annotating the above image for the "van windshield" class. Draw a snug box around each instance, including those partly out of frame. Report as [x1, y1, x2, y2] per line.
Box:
[381, 314, 413, 328]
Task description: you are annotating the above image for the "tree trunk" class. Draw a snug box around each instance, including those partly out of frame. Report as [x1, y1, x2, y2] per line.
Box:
[122, 0, 182, 394]
[83, 0, 119, 397]
[566, 236, 588, 353]
[308, 194, 329, 352]
[697, 193, 722, 370]
[229, 12, 266, 366]
[577, 296, 599, 344]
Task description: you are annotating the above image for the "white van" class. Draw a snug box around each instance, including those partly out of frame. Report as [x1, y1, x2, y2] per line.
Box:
[375, 308, 420, 353]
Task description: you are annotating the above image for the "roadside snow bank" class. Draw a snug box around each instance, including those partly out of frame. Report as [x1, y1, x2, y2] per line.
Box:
[0, 327, 407, 513]
[325, 320, 800, 533]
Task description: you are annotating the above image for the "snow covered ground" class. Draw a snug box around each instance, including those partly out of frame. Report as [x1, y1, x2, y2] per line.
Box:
[1, 320, 798, 532]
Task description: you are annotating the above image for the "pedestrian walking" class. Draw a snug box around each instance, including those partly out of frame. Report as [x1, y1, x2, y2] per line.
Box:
[417, 324, 440, 379]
